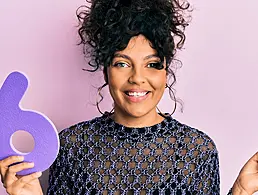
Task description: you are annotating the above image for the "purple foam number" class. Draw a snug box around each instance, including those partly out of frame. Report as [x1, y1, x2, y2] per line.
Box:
[0, 71, 60, 175]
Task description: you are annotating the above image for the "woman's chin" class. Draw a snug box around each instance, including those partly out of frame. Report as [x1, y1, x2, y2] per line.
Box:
[124, 109, 153, 119]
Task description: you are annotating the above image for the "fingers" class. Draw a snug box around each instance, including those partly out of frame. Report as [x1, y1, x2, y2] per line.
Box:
[0, 156, 42, 195]
[251, 152, 258, 162]
[0, 156, 24, 183]
[6, 172, 42, 195]
[16, 172, 42, 186]
[7, 162, 34, 175]
[239, 152, 258, 175]
[246, 152, 258, 166]
[5, 162, 35, 187]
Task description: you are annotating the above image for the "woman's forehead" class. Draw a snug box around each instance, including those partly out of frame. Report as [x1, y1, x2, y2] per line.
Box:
[113, 35, 159, 59]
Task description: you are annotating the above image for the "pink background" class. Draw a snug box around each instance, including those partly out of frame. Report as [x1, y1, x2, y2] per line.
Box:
[1, 1, 258, 194]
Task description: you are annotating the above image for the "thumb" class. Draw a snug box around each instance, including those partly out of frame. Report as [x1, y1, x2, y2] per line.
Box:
[240, 152, 258, 174]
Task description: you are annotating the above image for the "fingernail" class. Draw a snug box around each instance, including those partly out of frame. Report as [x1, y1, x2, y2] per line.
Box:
[28, 162, 34, 166]
[36, 172, 42, 177]
[18, 156, 24, 160]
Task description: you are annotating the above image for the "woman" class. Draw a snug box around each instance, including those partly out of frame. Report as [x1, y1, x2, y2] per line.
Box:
[0, 0, 258, 194]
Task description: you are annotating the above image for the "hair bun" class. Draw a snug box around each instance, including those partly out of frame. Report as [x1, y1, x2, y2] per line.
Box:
[114, 0, 132, 7]
[77, 0, 191, 69]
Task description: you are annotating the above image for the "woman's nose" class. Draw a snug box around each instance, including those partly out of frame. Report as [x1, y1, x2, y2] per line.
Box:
[128, 67, 146, 85]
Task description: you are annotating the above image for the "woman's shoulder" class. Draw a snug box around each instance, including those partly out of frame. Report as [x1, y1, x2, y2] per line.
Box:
[170, 117, 218, 153]
[58, 115, 105, 143]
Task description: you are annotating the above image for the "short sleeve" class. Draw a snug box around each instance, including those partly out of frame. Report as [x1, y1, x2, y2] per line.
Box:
[46, 129, 73, 195]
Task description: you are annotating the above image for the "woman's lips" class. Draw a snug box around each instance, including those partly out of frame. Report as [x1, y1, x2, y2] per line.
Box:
[124, 91, 150, 103]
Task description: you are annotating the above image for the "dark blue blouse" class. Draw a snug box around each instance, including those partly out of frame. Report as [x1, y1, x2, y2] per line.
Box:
[47, 113, 222, 194]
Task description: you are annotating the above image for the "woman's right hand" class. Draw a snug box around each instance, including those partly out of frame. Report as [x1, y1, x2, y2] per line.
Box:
[232, 152, 258, 195]
[0, 156, 43, 195]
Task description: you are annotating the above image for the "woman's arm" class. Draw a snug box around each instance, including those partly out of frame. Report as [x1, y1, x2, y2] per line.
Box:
[193, 149, 220, 194]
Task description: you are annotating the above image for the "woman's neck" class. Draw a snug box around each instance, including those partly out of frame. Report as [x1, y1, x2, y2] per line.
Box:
[110, 109, 165, 128]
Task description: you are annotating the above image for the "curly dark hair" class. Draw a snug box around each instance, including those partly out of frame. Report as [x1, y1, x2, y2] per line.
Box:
[76, 0, 191, 115]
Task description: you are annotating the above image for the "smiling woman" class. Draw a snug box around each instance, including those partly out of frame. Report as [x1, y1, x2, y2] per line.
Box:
[45, 0, 224, 193]
[1, 0, 258, 195]
[46, 0, 258, 194]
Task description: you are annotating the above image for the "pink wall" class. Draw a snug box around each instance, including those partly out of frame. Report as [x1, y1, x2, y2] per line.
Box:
[1, 1, 258, 194]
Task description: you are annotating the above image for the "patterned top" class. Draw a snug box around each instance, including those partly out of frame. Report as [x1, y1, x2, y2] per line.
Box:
[46, 113, 221, 195]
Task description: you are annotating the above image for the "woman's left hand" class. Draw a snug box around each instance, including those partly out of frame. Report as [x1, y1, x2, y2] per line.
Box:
[232, 152, 258, 195]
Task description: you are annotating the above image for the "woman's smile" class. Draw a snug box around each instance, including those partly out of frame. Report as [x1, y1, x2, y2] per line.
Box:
[123, 90, 151, 103]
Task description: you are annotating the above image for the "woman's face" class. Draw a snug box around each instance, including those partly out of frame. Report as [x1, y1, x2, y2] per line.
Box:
[106, 34, 167, 118]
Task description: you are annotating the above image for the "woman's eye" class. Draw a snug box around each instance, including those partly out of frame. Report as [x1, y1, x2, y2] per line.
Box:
[113, 62, 129, 68]
[147, 62, 164, 70]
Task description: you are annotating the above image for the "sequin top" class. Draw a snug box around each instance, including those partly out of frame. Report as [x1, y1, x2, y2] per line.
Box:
[47, 113, 221, 195]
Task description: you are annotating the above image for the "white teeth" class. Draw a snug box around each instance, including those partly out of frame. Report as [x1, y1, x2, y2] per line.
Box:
[128, 92, 148, 97]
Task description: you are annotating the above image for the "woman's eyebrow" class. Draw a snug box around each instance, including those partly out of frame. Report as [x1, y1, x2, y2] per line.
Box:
[113, 53, 160, 61]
